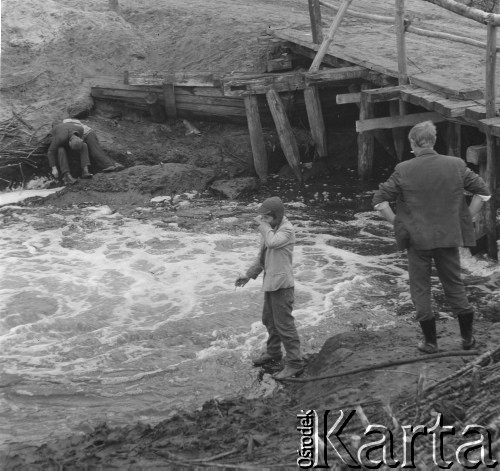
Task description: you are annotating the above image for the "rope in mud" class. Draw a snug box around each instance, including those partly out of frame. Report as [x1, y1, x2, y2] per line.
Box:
[278, 350, 480, 383]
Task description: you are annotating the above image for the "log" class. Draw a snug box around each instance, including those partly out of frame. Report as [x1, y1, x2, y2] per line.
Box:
[319, 0, 393, 24]
[308, 0, 324, 44]
[420, 0, 500, 26]
[163, 83, 177, 120]
[356, 111, 446, 133]
[266, 88, 302, 182]
[395, 0, 408, 86]
[244, 95, 268, 182]
[304, 87, 328, 158]
[357, 87, 374, 180]
[309, 0, 354, 72]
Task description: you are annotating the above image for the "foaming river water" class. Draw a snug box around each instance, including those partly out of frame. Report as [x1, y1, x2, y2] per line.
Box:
[0, 186, 498, 449]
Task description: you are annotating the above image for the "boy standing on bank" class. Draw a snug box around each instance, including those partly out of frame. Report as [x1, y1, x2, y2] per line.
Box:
[235, 196, 304, 380]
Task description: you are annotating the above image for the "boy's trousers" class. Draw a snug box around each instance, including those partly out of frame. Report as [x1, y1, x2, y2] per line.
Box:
[262, 287, 303, 368]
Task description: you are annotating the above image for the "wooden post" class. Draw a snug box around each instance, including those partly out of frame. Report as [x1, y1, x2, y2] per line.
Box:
[484, 24, 498, 259]
[446, 122, 461, 157]
[308, 0, 323, 44]
[163, 83, 177, 120]
[309, 0, 354, 72]
[266, 88, 302, 182]
[244, 95, 268, 183]
[357, 86, 374, 179]
[304, 87, 328, 160]
[392, 0, 409, 162]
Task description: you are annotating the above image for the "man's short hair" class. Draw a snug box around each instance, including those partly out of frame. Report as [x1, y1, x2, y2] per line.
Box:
[408, 121, 436, 148]
[69, 134, 83, 150]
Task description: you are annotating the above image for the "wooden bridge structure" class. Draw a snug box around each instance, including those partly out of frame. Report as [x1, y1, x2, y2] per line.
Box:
[90, 0, 499, 259]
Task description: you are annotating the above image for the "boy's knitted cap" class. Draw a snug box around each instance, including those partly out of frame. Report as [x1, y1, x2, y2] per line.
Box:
[257, 196, 285, 226]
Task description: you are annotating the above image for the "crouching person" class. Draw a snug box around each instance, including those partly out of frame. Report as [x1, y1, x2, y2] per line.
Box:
[47, 122, 92, 185]
[235, 196, 304, 380]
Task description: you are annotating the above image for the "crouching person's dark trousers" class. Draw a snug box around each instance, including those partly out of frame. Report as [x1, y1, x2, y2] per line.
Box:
[262, 287, 303, 369]
[57, 145, 90, 176]
[85, 131, 117, 170]
[408, 245, 473, 322]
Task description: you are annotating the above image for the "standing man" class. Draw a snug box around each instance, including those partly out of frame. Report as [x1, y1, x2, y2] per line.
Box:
[235, 196, 304, 379]
[47, 122, 93, 185]
[373, 121, 490, 353]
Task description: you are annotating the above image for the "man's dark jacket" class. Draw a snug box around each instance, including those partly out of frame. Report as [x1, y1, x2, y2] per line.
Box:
[47, 123, 85, 167]
[373, 149, 490, 250]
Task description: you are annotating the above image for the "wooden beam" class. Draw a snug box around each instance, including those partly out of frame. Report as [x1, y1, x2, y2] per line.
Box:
[308, 0, 324, 44]
[466, 145, 487, 165]
[222, 72, 305, 97]
[478, 117, 500, 138]
[357, 87, 374, 180]
[395, 0, 408, 85]
[446, 122, 461, 157]
[309, 0, 354, 72]
[484, 24, 498, 259]
[304, 87, 328, 158]
[363, 86, 405, 103]
[266, 88, 302, 182]
[389, 101, 406, 161]
[304, 66, 368, 86]
[163, 83, 177, 120]
[356, 112, 446, 133]
[244, 95, 268, 183]
[336, 92, 360, 104]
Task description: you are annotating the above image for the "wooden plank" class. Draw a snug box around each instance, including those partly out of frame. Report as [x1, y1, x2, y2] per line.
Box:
[336, 92, 360, 104]
[478, 117, 500, 138]
[308, 0, 323, 44]
[304, 66, 368, 86]
[163, 83, 177, 120]
[266, 88, 302, 182]
[304, 87, 328, 158]
[222, 72, 305, 97]
[244, 95, 268, 182]
[357, 86, 374, 180]
[126, 71, 220, 87]
[409, 74, 483, 100]
[356, 111, 446, 132]
[266, 57, 293, 72]
[363, 85, 406, 103]
[464, 105, 487, 121]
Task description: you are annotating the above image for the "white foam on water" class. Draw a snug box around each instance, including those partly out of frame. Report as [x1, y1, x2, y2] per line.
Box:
[0, 188, 63, 206]
[1, 203, 497, 446]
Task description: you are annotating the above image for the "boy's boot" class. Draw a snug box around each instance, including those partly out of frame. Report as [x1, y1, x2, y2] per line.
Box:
[418, 319, 438, 354]
[252, 352, 282, 366]
[458, 311, 476, 350]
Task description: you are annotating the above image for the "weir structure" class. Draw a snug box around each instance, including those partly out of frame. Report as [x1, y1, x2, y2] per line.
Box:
[89, 0, 499, 259]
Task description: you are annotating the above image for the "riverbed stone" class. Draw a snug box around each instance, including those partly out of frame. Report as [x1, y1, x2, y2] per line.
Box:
[210, 177, 260, 199]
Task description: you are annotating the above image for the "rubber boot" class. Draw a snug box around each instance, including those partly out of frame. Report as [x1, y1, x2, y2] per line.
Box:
[418, 319, 438, 354]
[458, 311, 476, 350]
